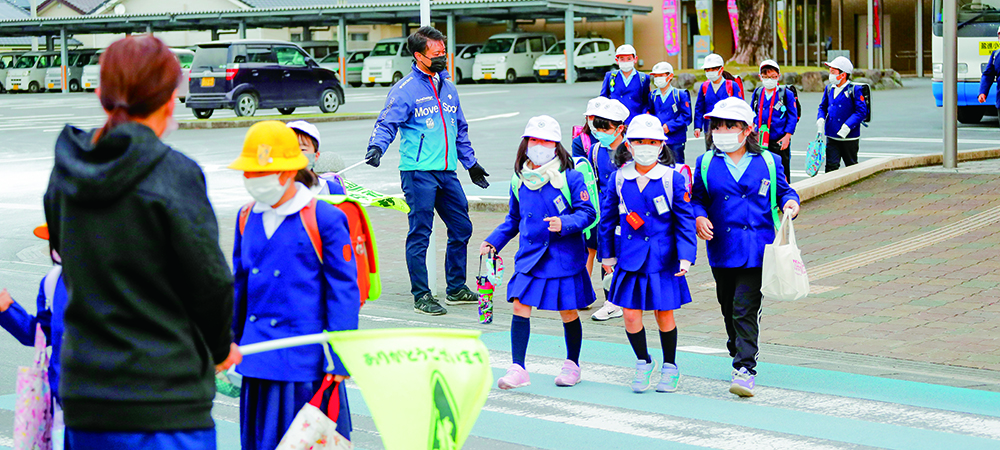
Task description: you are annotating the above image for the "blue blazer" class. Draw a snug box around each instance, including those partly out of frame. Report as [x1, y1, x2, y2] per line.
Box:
[600, 70, 651, 124]
[694, 80, 745, 130]
[598, 164, 697, 274]
[981, 49, 1000, 109]
[691, 151, 799, 269]
[817, 84, 867, 139]
[649, 88, 693, 145]
[233, 201, 360, 381]
[486, 169, 595, 278]
[0, 267, 66, 401]
[750, 87, 799, 138]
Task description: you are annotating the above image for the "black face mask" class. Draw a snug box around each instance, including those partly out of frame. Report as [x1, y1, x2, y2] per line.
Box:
[422, 54, 447, 73]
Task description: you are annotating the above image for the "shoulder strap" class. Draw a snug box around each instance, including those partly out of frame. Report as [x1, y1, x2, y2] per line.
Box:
[591, 142, 601, 173]
[582, 132, 592, 154]
[702, 81, 709, 96]
[238, 201, 255, 235]
[558, 171, 572, 205]
[510, 174, 521, 202]
[299, 198, 323, 263]
[615, 170, 627, 213]
[761, 151, 780, 230]
[661, 169, 674, 210]
[725, 79, 733, 96]
[700, 151, 713, 193]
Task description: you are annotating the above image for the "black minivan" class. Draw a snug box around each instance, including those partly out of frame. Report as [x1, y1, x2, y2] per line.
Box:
[186, 40, 345, 119]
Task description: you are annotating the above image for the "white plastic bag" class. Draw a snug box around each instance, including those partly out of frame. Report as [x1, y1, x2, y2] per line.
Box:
[761, 214, 810, 301]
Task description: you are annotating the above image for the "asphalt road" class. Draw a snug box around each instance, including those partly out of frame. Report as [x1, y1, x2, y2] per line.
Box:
[0, 78, 997, 449]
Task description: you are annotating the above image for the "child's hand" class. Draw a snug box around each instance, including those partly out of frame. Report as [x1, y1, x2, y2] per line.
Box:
[480, 242, 496, 255]
[675, 260, 691, 277]
[215, 343, 243, 373]
[696, 217, 714, 240]
[0, 289, 12, 313]
[544, 217, 562, 232]
[333, 375, 349, 382]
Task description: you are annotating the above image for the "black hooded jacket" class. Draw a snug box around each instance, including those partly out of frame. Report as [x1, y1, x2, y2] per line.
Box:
[44, 122, 234, 431]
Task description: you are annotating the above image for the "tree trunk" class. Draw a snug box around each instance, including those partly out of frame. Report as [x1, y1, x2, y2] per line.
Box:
[731, 0, 772, 65]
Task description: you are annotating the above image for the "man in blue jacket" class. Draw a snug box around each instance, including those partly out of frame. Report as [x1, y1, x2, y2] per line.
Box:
[977, 26, 1000, 117]
[817, 56, 867, 173]
[366, 26, 490, 316]
[599, 44, 650, 125]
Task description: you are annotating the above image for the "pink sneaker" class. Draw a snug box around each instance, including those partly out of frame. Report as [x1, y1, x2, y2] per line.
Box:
[555, 360, 581, 387]
[497, 364, 531, 390]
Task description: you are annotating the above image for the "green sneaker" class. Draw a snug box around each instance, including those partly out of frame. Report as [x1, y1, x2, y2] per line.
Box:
[445, 286, 478, 305]
[414, 293, 447, 316]
[656, 363, 680, 393]
[631, 360, 656, 393]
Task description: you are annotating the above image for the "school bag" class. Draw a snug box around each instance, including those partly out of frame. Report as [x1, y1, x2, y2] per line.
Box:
[825, 83, 872, 126]
[510, 157, 601, 239]
[699, 150, 781, 230]
[571, 126, 592, 153]
[805, 133, 826, 177]
[238, 197, 382, 305]
[750, 86, 801, 122]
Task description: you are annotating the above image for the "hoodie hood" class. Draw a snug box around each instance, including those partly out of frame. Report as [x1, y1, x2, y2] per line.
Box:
[52, 122, 170, 205]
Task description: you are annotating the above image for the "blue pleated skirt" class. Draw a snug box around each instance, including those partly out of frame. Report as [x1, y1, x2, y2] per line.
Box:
[240, 377, 351, 450]
[609, 269, 692, 311]
[506, 271, 595, 311]
[65, 428, 215, 450]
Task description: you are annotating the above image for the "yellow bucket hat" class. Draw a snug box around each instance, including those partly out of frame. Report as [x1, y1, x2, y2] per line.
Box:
[228, 121, 309, 172]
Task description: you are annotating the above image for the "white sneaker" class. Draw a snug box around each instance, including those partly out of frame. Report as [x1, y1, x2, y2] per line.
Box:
[591, 301, 623, 321]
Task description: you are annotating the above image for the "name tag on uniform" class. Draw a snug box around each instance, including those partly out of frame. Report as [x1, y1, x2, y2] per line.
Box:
[672, 104, 678, 113]
[759, 179, 771, 196]
[553, 196, 567, 213]
[654, 195, 670, 215]
[619, 203, 627, 214]
[615, 225, 621, 235]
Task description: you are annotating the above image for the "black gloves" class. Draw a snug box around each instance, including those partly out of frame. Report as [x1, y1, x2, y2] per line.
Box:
[469, 163, 490, 189]
[365, 146, 383, 168]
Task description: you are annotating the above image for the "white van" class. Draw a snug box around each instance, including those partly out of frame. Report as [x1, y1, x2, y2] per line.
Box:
[82, 48, 192, 100]
[361, 38, 411, 87]
[44, 50, 97, 92]
[0, 52, 21, 93]
[473, 32, 557, 83]
[533, 38, 615, 82]
[81, 50, 102, 91]
[6, 51, 59, 93]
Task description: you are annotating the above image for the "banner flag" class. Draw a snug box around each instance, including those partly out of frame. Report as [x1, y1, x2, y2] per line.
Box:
[663, 0, 680, 56]
[340, 178, 410, 213]
[776, 1, 788, 50]
[695, 0, 711, 38]
[727, 0, 740, 51]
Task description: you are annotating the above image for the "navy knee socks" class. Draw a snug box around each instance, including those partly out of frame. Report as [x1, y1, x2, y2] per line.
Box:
[626, 328, 651, 364]
[511, 315, 530, 369]
[660, 327, 678, 365]
[563, 318, 582, 365]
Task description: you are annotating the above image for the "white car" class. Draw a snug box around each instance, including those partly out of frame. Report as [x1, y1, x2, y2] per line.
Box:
[452, 44, 481, 84]
[361, 38, 411, 87]
[82, 48, 192, 101]
[533, 38, 615, 82]
[44, 51, 97, 93]
[81, 51, 100, 91]
[0, 52, 21, 93]
[320, 49, 369, 87]
[6, 51, 58, 93]
[473, 32, 557, 83]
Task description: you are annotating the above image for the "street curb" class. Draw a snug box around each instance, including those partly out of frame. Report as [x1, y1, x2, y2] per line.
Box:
[177, 113, 377, 130]
[467, 148, 1000, 212]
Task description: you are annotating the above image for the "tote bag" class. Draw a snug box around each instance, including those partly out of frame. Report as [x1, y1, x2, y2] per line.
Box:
[805, 133, 825, 177]
[15, 324, 52, 450]
[761, 214, 810, 301]
[276, 374, 352, 450]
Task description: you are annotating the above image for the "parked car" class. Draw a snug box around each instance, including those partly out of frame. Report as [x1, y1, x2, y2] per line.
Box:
[0, 51, 21, 93]
[172, 48, 195, 102]
[81, 49, 103, 91]
[319, 49, 369, 87]
[6, 51, 59, 93]
[186, 39, 344, 119]
[361, 38, 411, 87]
[472, 32, 556, 83]
[452, 43, 481, 84]
[533, 38, 615, 82]
[44, 50, 98, 92]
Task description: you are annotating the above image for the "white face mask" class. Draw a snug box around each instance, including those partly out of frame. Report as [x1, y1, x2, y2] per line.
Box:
[526, 144, 556, 166]
[706, 69, 722, 82]
[304, 152, 318, 171]
[161, 116, 179, 139]
[244, 174, 288, 206]
[631, 143, 661, 166]
[829, 73, 841, 84]
[653, 76, 669, 89]
[618, 60, 634, 72]
[713, 131, 746, 153]
[761, 78, 779, 90]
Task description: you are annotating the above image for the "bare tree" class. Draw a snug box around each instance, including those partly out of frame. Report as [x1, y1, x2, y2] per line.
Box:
[731, 0, 773, 65]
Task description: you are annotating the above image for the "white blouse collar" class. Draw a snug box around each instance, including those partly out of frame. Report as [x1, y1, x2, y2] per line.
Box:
[621, 162, 669, 180]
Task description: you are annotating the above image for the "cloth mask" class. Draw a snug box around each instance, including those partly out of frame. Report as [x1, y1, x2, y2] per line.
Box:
[304, 152, 318, 171]
[761, 78, 779, 90]
[520, 158, 564, 191]
[161, 117, 179, 139]
[594, 130, 617, 148]
[425, 54, 447, 73]
[829, 73, 841, 85]
[653, 76, 669, 89]
[244, 174, 287, 206]
[526, 144, 557, 166]
[631, 144, 661, 166]
[713, 131, 746, 153]
[706, 69, 722, 82]
[618, 60, 634, 72]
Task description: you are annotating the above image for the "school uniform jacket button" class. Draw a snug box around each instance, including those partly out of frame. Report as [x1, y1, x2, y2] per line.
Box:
[743, 226, 748, 230]
[645, 212, 650, 216]
[249, 315, 257, 322]
[251, 268, 259, 274]
[742, 194, 746, 198]
[644, 237, 649, 241]
[725, 195, 729, 200]
[726, 227, 731, 232]
[273, 270, 281, 277]
[628, 235, 632, 239]
[270, 319, 278, 327]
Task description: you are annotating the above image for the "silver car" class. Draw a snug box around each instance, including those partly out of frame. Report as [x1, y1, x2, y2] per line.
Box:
[320, 49, 369, 88]
[453, 44, 482, 84]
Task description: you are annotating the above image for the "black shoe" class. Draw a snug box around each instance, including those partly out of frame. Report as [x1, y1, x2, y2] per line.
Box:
[414, 293, 447, 315]
[444, 287, 478, 305]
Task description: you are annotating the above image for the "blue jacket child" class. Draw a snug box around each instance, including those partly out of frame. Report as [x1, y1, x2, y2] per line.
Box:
[600, 70, 651, 125]
[693, 78, 744, 132]
[817, 82, 867, 140]
[649, 88, 693, 147]
[750, 86, 799, 142]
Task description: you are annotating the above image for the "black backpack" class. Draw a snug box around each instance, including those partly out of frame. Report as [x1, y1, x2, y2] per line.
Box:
[751, 85, 801, 119]
[830, 82, 872, 125]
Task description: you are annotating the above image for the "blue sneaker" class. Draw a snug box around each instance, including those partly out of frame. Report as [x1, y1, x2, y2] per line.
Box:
[631, 360, 656, 393]
[729, 367, 755, 397]
[656, 363, 680, 393]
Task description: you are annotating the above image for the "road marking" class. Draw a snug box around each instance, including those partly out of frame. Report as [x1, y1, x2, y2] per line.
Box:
[468, 112, 519, 122]
[863, 137, 999, 145]
[676, 345, 729, 354]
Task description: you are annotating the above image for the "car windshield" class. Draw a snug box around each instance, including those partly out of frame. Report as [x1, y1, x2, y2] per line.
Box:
[14, 55, 37, 68]
[545, 42, 566, 55]
[177, 53, 193, 69]
[370, 42, 400, 57]
[191, 47, 230, 72]
[320, 54, 338, 63]
[87, 54, 101, 65]
[482, 38, 515, 54]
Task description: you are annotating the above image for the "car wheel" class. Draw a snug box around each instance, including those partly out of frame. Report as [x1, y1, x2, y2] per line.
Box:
[364, 82, 375, 87]
[391, 72, 403, 85]
[235, 92, 258, 117]
[379, 82, 391, 87]
[505, 69, 517, 84]
[957, 108, 985, 124]
[192, 109, 213, 119]
[454, 69, 462, 84]
[69, 79, 80, 92]
[319, 88, 341, 113]
[28, 82, 39, 93]
[277, 107, 296, 115]
[349, 82, 362, 88]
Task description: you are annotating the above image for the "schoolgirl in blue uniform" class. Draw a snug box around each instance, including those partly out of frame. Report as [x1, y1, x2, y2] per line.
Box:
[691, 98, 800, 398]
[647, 61, 692, 164]
[571, 97, 603, 160]
[600, 44, 651, 125]
[693, 54, 744, 141]
[0, 224, 67, 449]
[598, 114, 696, 393]
[229, 121, 361, 450]
[483, 115, 596, 389]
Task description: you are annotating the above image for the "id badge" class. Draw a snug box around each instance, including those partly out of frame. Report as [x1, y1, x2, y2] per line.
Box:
[759, 179, 771, 196]
[654, 195, 670, 215]
[553, 196, 567, 213]
[672, 103, 678, 113]
[619, 203, 627, 215]
[626, 211, 645, 230]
